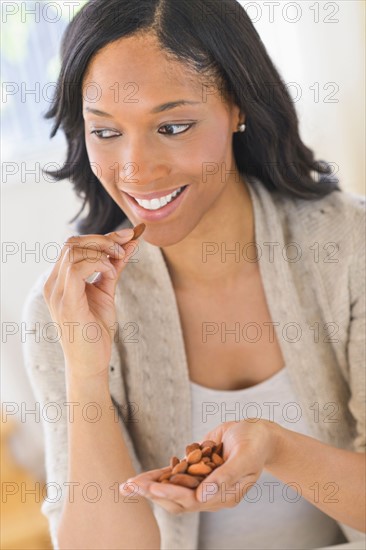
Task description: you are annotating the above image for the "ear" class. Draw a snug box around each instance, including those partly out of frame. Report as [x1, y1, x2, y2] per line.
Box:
[231, 103, 246, 132]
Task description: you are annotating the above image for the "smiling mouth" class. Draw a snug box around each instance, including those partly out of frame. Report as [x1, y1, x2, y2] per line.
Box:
[127, 185, 188, 211]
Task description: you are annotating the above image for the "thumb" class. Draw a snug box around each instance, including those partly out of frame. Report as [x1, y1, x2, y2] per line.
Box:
[113, 238, 139, 278]
[197, 450, 250, 504]
[112, 223, 146, 284]
[91, 230, 136, 295]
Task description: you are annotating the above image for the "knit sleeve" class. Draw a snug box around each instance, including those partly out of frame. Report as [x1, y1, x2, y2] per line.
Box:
[347, 198, 366, 453]
[21, 271, 142, 549]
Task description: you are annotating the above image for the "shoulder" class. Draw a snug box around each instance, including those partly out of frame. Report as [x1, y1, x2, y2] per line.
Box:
[21, 268, 67, 376]
[269, 187, 365, 308]
[277, 187, 365, 231]
[271, 188, 365, 259]
[22, 267, 53, 326]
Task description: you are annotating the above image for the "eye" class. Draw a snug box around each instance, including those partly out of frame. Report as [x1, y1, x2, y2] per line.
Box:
[90, 129, 120, 139]
[158, 123, 194, 136]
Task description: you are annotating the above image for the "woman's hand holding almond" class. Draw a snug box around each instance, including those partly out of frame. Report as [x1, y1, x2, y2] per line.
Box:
[43, 227, 139, 380]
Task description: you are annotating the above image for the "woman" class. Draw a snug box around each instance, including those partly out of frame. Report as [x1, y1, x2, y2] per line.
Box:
[22, 0, 365, 548]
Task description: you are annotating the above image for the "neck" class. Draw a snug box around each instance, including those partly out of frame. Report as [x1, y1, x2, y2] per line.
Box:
[160, 176, 256, 291]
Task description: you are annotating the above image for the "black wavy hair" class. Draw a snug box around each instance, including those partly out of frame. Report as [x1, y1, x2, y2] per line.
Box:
[44, 0, 340, 235]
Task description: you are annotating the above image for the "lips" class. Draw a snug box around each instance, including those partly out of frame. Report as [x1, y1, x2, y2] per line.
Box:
[122, 185, 185, 201]
[120, 183, 190, 222]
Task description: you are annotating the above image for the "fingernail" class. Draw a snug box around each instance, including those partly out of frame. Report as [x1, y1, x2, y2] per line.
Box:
[120, 483, 133, 494]
[116, 228, 134, 238]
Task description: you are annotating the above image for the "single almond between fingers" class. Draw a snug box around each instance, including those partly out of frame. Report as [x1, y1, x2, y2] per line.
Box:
[131, 223, 146, 240]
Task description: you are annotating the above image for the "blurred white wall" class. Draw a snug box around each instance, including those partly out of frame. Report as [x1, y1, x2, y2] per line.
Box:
[248, 0, 365, 194]
[1, 0, 365, 475]
[1, 148, 80, 477]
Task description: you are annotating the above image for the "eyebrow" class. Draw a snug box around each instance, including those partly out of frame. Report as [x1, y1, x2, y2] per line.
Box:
[84, 100, 201, 117]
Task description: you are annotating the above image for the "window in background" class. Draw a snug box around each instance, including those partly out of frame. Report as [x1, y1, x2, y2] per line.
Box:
[1, 1, 86, 163]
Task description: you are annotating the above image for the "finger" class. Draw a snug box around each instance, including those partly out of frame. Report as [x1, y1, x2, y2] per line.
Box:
[122, 470, 199, 510]
[97, 235, 141, 295]
[143, 479, 227, 513]
[48, 248, 117, 308]
[199, 424, 227, 448]
[58, 255, 118, 313]
[105, 228, 135, 244]
[44, 230, 134, 298]
[148, 481, 198, 506]
[105, 239, 140, 282]
[123, 474, 227, 513]
[58, 243, 125, 294]
[119, 474, 186, 512]
[196, 451, 259, 505]
[124, 466, 172, 486]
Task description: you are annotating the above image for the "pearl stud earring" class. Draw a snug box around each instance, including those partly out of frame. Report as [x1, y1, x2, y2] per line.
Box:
[237, 123, 246, 132]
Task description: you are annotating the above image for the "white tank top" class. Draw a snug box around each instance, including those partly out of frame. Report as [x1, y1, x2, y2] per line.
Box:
[190, 368, 346, 549]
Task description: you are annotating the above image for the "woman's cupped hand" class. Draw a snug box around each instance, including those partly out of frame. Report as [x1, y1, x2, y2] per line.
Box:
[120, 418, 282, 515]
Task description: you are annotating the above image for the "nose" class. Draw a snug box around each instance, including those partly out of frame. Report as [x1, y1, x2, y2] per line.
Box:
[117, 134, 170, 187]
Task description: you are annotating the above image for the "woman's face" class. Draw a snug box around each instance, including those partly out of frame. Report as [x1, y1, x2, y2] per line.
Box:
[82, 33, 243, 247]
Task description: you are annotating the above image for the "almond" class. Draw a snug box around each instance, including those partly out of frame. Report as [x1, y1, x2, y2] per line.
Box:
[190, 475, 205, 482]
[214, 442, 223, 456]
[186, 443, 201, 455]
[201, 446, 213, 457]
[186, 448, 202, 464]
[211, 452, 224, 466]
[187, 462, 212, 476]
[169, 474, 200, 489]
[172, 459, 188, 474]
[157, 440, 225, 489]
[158, 470, 173, 482]
[170, 456, 180, 469]
[132, 223, 146, 240]
[201, 440, 216, 449]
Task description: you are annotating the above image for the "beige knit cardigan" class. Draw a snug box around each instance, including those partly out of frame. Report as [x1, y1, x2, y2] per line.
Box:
[22, 176, 365, 549]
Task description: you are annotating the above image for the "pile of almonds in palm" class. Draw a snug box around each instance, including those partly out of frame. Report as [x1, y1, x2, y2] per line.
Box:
[157, 440, 225, 489]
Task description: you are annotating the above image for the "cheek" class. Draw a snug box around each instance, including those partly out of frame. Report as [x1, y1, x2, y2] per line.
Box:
[85, 140, 118, 190]
[185, 128, 231, 178]
[187, 137, 231, 193]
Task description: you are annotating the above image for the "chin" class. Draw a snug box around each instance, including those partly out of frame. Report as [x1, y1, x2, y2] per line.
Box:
[142, 229, 186, 249]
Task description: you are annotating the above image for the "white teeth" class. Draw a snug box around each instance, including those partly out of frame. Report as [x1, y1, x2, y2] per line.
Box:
[134, 187, 184, 210]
